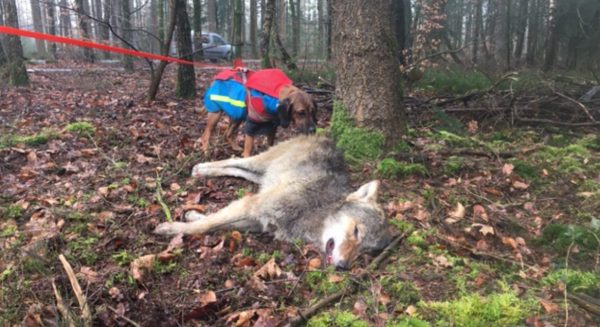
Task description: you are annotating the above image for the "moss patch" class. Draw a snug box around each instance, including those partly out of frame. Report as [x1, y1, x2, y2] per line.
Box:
[308, 311, 369, 327]
[421, 286, 537, 327]
[377, 159, 427, 178]
[542, 269, 600, 296]
[65, 121, 96, 138]
[331, 101, 384, 164]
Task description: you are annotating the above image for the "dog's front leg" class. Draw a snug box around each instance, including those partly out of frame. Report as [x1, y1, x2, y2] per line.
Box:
[154, 195, 261, 235]
[192, 156, 264, 183]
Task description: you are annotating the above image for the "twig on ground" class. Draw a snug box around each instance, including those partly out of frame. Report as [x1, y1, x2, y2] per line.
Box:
[107, 305, 141, 327]
[155, 171, 173, 223]
[286, 233, 407, 327]
[51, 279, 76, 327]
[567, 293, 600, 317]
[552, 89, 596, 122]
[58, 254, 92, 327]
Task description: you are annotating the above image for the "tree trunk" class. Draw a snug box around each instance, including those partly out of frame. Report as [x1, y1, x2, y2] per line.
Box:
[290, 0, 299, 57]
[250, 0, 258, 58]
[192, 0, 202, 58]
[121, 0, 134, 71]
[326, 0, 332, 60]
[175, 0, 195, 98]
[525, 0, 539, 66]
[232, 0, 243, 59]
[59, 0, 71, 37]
[102, 0, 112, 57]
[207, 0, 217, 32]
[260, 0, 275, 68]
[472, 0, 482, 63]
[93, 0, 103, 40]
[74, 0, 95, 62]
[46, 0, 58, 59]
[30, 0, 47, 57]
[1, 0, 30, 86]
[276, 0, 286, 43]
[513, 0, 528, 63]
[332, 0, 405, 146]
[393, 0, 411, 65]
[148, 0, 178, 101]
[158, 0, 165, 40]
[317, 0, 324, 57]
[543, 0, 559, 71]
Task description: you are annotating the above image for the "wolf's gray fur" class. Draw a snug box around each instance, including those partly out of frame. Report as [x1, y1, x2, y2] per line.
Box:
[154, 135, 394, 268]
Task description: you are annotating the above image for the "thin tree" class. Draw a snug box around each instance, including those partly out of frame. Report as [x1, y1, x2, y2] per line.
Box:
[46, 0, 57, 59]
[30, 0, 47, 57]
[1, 0, 30, 86]
[207, 0, 217, 32]
[543, 0, 559, 71]
[174, 0, 195, 98]
[74, 0, 95, 62]
[260, 0, 275, 68]
[192, 0, 202, 57]
[232, 0, 243, 59]
[121, 0, 134, 71]
[332, 0, 405, 146]
[250, 0, 258, 58]
[148, 0, 178, 101]
[59, 0, 71, 37]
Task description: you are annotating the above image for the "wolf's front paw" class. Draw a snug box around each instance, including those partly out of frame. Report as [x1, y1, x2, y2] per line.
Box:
[192, 163, 207, 177]
[185, 210, 206, 222]
[154, 222, 187, 235]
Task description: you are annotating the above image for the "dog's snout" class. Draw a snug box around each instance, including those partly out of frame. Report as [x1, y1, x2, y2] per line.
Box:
[307, 125, 316, 134]
[335, 260, 350, 270]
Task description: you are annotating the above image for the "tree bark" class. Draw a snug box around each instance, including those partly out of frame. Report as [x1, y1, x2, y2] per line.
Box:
[260, 0, 275, 68]
[317, 0, 324, 57]
[30, 0, 47, 57]
[543, 0, 559, 71]
[1, 0, 30, 86]
[58, 0, 71, 37]
[513, 0, 528, 63]
[326, 0, 332, 60]
[175, 0, 195, 98]
[525, 0, 539, 66]
[74, 0, 95, 62]
[290, 0, 299, 57]
[393, 0, 411, 65]
[121, 0, 134, 71]
[472, 0, 482, 63]
[192, 0, 202, 58]
[250, 0, 258, 58]
[207, 0, 217, 32]
[332, 0, 405, 146]
[46, 0, 58, 59]
[232, 0, 243, 59]
[148, 0, 178, 101]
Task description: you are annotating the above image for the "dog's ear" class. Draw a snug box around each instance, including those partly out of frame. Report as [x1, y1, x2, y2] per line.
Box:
[277, 99, 292, 128]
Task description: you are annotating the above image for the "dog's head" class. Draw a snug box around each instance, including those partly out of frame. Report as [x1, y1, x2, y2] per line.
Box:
[321, 180, 395, 269]
[277, 89, 317, 134]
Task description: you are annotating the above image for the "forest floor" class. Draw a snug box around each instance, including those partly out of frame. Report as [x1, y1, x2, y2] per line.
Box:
[1, 61, 600, 327]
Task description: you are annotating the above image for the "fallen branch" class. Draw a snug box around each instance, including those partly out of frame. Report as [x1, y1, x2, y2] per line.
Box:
[51, 279, 76, 327]
[155, 172, 173, 223]
[287, 233, 407, 326]
[552, 89, 596, 122]
[107, 305, 141, 327]
[568, 292, 600, 317]
[58, 254, 92, 327]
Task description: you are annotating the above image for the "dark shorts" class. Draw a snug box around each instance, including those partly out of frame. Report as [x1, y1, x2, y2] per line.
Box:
[243, 119, 280, 136]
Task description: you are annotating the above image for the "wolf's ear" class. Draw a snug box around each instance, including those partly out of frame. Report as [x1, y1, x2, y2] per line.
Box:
[277, 99, 292, 128]
[347, 180, 380, 203]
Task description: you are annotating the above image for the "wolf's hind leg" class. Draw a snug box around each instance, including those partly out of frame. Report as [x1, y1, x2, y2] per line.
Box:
[192, 156, 266, 183]
[154, 195, 261, 235]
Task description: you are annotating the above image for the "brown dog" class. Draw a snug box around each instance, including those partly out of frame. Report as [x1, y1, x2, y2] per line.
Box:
[199, 70, 317, 157]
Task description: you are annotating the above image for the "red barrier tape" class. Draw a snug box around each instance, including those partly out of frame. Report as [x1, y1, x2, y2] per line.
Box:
[0, 25, 231, 69]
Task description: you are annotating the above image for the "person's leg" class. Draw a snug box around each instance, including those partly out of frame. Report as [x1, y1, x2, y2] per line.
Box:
[199, 111, 222, 155]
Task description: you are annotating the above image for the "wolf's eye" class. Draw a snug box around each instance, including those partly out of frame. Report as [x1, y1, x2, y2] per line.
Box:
[354, 225, 359, 239]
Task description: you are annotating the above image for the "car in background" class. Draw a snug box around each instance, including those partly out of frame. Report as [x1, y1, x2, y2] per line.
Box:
[199, 32, 234, 61]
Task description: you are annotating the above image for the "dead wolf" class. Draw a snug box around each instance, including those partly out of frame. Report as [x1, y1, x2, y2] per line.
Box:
[154, 135, 394, 268]
[199, 68, 317, 158]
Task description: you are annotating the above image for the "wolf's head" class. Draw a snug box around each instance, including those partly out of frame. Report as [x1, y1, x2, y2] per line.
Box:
[321, 180, 395, 269]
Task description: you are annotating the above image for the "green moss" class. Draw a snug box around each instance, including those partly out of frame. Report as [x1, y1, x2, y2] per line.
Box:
[377, 159, 427, 178]
[415, 67, 490, 95]
[510, 159, 539, 181]
[381, 278, 420, 305]
[331, 102, 384, 164]
[390, 219, 415, 234]
[1, 129, 58, 148]
[540, 223, 600, 254]
[65, 121, 96, 138]
[542, 269, 600, 296]
[577, 134, 600, 151]
[308, 311, 369, 327]
[422, 286, 537, 327]
[1, 204, 23, 220]
[406, 231, 427, 249]
[306, 270, 350, 296]
[443, 156, 464, 176]
[386, 317, 431, 327]
[435, 130, 476, 148]
[67, 236, 99, 266]
[112, 250, 133, 266]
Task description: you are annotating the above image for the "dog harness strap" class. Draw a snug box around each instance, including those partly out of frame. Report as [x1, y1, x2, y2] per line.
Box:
[246, 96, 275, 123]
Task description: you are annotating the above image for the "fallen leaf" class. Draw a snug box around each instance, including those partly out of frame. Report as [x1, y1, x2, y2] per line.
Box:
[328, 274, 344, 283]
[472, 204, 488, 221]
[539, 298, 559, 313]
[502, 237, 518, 250]
[307, 258, 322, 271]
[199, 291, 217, 306]
[108, 287, 123, 300]
[130, 254, 156, 282]
[448, 202, 465, 220]
[405, 305, 417, 315]
[98, 186, 109, 197]
[136, 154, 153, 164]
[26, 151, 37, 163]
[353, 299, 367, 316]
[78, 266, 100, 284]
[170, 183, 181, 191]
[432, 254, 452, 268]
[502, 163, 514, 176]
[467, 120, 479, 134]
[512, 180, 529, 190]
[470, 223, 495, 236]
